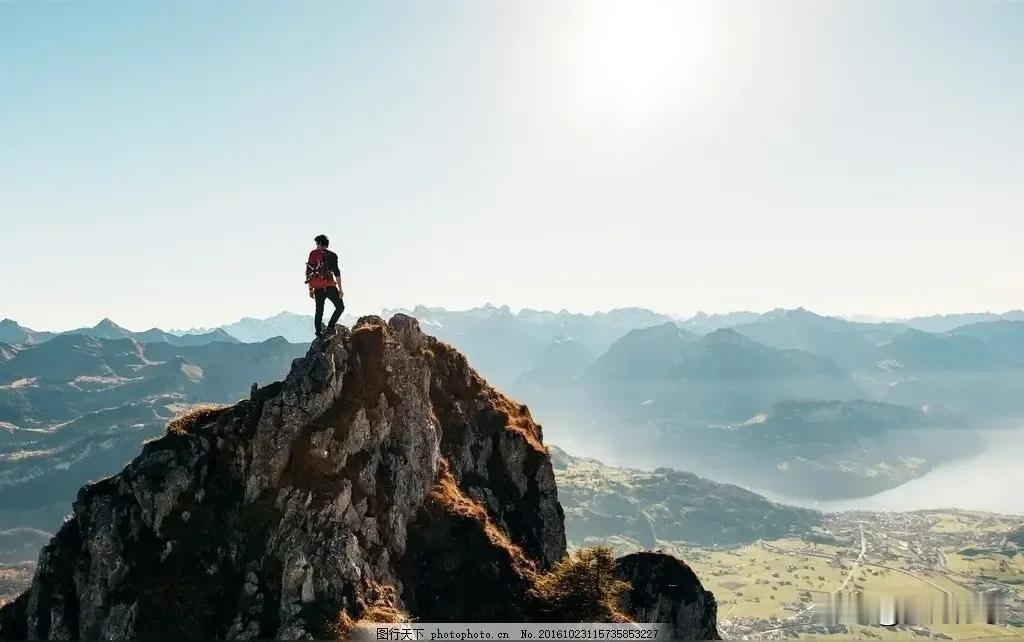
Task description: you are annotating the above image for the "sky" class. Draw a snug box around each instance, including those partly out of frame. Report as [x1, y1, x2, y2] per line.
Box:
[2, 0, 1022, 331]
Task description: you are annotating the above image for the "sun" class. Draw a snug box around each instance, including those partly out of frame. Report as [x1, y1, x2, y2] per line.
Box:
[569, 1, 720, 127]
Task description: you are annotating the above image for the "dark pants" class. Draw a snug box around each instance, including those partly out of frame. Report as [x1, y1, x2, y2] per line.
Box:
[314, 286, 344, 334]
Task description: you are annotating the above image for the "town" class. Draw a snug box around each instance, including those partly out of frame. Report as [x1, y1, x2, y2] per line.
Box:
[669, 510, 1024, 639]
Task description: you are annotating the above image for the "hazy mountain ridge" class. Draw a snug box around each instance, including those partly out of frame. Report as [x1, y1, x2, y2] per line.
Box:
[4, 305, 1022, 524]
[392, 304, 678, 387]
[0, 321, 54, 347]
[903, 310, 1024, 334]
[552, 446, 821, 548]
[0, 334, 308, 535]
[877, 328, 1012, 371]
[676, 311, 762, 335]
[946, 320, 1024, 362]
[1, 318, 239, 349]
[682, 399, 976, 498]
[501, 312, 1015, 500]
[729, 308, 883, 369]
[158, 304, 1024, 387]
[171, 311, 330, 344]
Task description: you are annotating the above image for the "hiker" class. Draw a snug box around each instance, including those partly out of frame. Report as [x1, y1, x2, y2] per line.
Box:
[305, 234, 344, 338]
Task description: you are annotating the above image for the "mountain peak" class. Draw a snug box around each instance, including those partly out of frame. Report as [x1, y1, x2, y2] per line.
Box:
[0, 314, 716, 639]
[0, 319, 54, 346]
[765, 306, 818, 320]
[702, 327, 754, 345]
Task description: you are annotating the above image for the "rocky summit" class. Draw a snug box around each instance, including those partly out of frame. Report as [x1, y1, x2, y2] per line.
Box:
[0, 315, 718, 640]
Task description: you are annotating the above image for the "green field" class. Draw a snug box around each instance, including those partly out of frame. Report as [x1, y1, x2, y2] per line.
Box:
[628, 511, 1024, 639]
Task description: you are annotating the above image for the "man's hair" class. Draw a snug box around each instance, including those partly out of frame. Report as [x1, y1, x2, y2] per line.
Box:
[314, 234, 329, 247]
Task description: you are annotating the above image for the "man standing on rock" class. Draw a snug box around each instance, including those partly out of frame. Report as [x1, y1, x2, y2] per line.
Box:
[305, 234, 344, 339]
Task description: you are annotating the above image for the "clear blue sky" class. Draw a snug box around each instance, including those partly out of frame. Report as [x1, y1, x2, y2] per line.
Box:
[2, 0, 1022, 331]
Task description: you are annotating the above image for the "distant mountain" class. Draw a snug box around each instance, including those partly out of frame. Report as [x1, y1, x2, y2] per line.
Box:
[946, 320, 1024, 363]
[847, 327, 1024, 424]
[552, 446, 820, 548]
[0, 400, 179, 527]
[0, 335, 305, 425]
[61, 317, 134, 340]
[513, 306, 677, 352]
[577, 325, 860, 427]
[0, 334, 149, 383]
[160, 328, 239, 346]
[0, 320, 54, 347]
[391, 304, 675, 388]
[584, 322, 701, 381]
[1, 318, 239, 348]
[730, 308, 885, 369]
[174, 311, 325, 344]
[0, 334, 307, 534]
[643, 399, 976, 500]
[723, 398, 966, 448]
[407, 304, 549, 385]
[405, 304, 675, 354]
[880, 370, 1024, 428]
[4, 304, 1022, 531]
[682, 328, 848, 380]
[531, 336, 594, 374]
[877, 328, 1009, 371]
[586, 325, 847, 383]
[846, 319, 911, 345]
[677, 310, 761, 335]
[518, 320, 982, 499]
[904, 310, 1024, 334]
[61, 318, 240, 346]
[509, 336, 595, 397]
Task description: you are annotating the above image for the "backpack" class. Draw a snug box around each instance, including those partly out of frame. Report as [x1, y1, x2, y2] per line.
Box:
[305, 250, 330, 284]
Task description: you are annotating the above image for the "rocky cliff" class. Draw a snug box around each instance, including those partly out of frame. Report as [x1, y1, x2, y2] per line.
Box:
[0, 315, 718, 639]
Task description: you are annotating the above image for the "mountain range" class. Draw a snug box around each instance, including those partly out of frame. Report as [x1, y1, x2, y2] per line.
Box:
[902, 310, 1024, 334]
[552, 447, 820, 548]
[0, 331, 307, 537]
[170, 311, 336, 344]
[3, 305, 1022, 512]
[0, 318, 238, 349]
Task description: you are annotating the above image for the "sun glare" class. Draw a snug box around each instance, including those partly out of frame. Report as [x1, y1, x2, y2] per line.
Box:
[570, 1, 720, 127]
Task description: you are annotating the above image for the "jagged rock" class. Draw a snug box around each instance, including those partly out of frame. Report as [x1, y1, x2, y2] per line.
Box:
[0, 314, 717, 640]
[615, 552, 720, 640]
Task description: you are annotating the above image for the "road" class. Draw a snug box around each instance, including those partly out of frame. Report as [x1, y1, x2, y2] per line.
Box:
[836, 523, 866, 593]
[744, 525, 866, 639]
[744, 522, 977, 640]
[758, 526, 955, 599]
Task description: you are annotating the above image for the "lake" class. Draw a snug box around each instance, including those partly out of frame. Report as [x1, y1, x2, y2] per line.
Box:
[556, 426, 1024, 516]
[755, 428, 1024, 515]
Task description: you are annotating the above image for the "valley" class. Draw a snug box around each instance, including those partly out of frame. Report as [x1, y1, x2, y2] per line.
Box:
[683, 510, 1024, 639]
[556, 449, 1024, 639]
